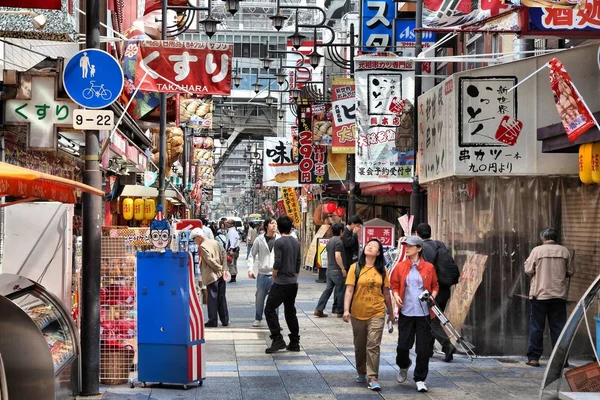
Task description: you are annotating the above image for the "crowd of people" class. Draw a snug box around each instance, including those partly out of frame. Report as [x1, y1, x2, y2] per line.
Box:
[190, 215, 575, 394]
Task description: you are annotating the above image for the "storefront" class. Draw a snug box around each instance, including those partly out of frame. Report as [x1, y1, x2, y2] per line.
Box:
[417, 44, 600, 356]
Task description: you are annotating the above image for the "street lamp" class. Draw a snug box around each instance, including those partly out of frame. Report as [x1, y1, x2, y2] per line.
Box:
[308, 49, 322, 69]
[253, 81, 262, 94]
[270, 11, 287, 31]
[261, 56, 274, 70]
[224, 0, 241, 16]
[265, 95, 276, 106]
[278, 107, 286, 120]
[276, 69, 287, 86]
[200, 15, 220, 38]
[288, 30, 305, 50]
[289, 86, 300, 101]
[232, 74, 242, 88]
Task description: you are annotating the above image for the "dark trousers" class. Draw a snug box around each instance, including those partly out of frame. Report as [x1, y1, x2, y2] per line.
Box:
[265, 283, 299, 339]
[396, 313, 432, 382]
[206, 277, 229, 325]
[430, 286, 453, 352]
[316, 270, 345, 314]
[527, 298, 567, 361]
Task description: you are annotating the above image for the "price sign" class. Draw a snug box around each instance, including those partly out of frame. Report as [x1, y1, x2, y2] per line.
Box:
[73, 109, 115, 130]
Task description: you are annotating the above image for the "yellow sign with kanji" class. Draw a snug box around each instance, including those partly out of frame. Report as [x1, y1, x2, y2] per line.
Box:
[331, 77, 356, 154]
[281, 187, 302, 228]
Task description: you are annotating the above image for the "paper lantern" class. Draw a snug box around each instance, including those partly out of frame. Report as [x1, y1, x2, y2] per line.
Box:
[144, 199, 156, 220]
[322, 202, 336, 214]
[134, 198, 145, 221]
[579, 143, 594, 184]
[592, 142, 600, 184]
[334, 207, 345, 217]
[122, 198, 134, 220]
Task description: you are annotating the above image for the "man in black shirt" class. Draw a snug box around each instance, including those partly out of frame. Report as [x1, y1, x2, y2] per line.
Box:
[314, 223, 346, 318]
[264, 216, 302, 353]
[342, 215, 363, 270]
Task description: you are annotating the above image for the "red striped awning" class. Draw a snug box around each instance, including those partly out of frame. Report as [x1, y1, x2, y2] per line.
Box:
[360, 182, 412, 197]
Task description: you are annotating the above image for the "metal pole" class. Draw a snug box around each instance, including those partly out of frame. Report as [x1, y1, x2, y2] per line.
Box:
[347, 23, 356, 220]
[80, 0, 102, 394]
[182, 127, 188, 194]
[410, 0, 423, 228]
[157, 0, 168, 209]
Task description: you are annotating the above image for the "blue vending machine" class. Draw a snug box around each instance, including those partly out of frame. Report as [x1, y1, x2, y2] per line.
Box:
[137, 251, 206, 389]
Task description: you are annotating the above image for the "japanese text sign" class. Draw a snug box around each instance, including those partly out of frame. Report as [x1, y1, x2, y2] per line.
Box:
[331, 78, 356, 154]
[417, 77, 455, 182]
[362, 226, 395, 247]
[526, 1, 600, 35]
[354, 55, 414, 183]
[298, 106, 330, 184]
[281, 187, 302, 228]
[4, 76, 78, 151]
[135, 41, 232, 95]
[548, 58, 594, 142]
[263, 136, 300, 187]
[276, 199, 286, 216]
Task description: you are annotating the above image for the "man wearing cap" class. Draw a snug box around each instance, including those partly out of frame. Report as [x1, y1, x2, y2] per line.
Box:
[190, 228, 230, 328]
[225, 219, 241, 283]
[390, 236, 439, 393]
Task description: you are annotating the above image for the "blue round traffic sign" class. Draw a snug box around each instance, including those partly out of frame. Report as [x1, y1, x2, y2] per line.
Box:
[63, 49, 124, 109]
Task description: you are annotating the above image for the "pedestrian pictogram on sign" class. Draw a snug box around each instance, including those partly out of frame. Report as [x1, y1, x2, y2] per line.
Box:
[63, 49, 124, 109]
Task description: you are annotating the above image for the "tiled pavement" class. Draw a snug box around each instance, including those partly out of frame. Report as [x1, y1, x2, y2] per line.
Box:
[83, 244, 578, 400]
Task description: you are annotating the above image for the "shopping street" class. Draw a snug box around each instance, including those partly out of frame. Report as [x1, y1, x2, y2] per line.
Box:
[83, 244, 578, 400]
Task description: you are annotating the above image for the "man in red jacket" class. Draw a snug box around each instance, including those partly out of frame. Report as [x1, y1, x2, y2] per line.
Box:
[390, 236, 439, 393]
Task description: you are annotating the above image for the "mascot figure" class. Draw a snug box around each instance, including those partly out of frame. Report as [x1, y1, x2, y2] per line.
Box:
[149, 205, 171, 252]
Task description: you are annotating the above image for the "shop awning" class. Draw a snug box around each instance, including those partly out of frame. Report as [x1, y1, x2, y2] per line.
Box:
[120, 185, 187, 205]
[0, 161, 104, 206]
[360, 182, 412, 197]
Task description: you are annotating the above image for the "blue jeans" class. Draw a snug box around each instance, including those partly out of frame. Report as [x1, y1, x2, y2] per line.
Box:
[255, 274, 277, 321]
[316, 270, 345, 314]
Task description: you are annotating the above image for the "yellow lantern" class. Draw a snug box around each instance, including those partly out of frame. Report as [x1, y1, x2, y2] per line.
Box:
[144, 199, 156, 220]
[592, 142, 600, 184]
[579, 143, 594, 185]
[134, 198, 145, 221]
[122, 198, 134, 220]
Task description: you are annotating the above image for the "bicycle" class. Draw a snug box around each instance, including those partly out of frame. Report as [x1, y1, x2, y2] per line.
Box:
[82, 81, 113, 100]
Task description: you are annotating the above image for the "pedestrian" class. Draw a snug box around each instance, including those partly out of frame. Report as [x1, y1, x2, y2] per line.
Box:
[248, 218, 279, 328]
[201, 217, 214, 240]
[415, 223, 459, 362]
[390, 236, 439, 393]
[342, 239, 394, 391]
[264, 216, 302, 354]
[333, 215, 363, 313]
[190, 228, 229, 328]
[524, 227, 575, 368]
[225, 219, 241, 283]
[314, 223, 347, 318]
[246, 222, 257, 260]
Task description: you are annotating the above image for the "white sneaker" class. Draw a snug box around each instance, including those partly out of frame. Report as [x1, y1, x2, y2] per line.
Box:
[416, 381, 427, 392]
[397, 367, 408, 383]
[252, 320, 261, 327]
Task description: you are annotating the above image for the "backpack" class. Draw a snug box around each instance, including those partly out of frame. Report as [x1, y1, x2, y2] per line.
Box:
[433, 240, 460, 287]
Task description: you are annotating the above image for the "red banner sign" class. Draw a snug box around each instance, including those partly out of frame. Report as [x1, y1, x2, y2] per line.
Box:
[0, 0, 61, 9]
[548, 58, 594, 142]
[135, 41, 232, 96]
[331, 78, 356, 154]
[362, 226, 395, 247]
[298, 106, 330, 184]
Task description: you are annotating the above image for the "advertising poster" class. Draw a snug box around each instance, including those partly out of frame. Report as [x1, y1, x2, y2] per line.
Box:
[331, 78, 356, 154]
[263, 137, 300, 187]
[527, 1, 600, 34]
[354, 56, 415, 183]
[281, 187, 302, 228]
[422, 0, 513, 29]
[298, 106, 330, 184]
[312, 104, 333, 146]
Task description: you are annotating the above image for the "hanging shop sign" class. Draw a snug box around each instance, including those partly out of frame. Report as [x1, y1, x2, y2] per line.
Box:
[276, 199, 286, 216]
[331, 78, 356, 154]
[4, 76, 78, 151]
[354, 56, 415, 183]
[421, 1, 514, 29]
[548, 58, 594, 142]
[362, 226, 395, 247]
[180, 97, 213, 126]
[135, 41, 232, 95]
[312, 104, 333, 146]
[281, 187, 302, 228]
[520, 1, 600, 37]
[122, 198, 134, 220]
[360, 0, 436, 52]
[579, 143, 594, 184]
[263, 136, 300, 187]
[297, 106, 330, 184]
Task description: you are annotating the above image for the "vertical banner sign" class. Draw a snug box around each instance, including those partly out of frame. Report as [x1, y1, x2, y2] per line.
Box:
[548, 58, 594, 142]
[298, 106, 330, 184]
[331, 78, 356, 154]
[276, 199, 286, 216]
[263, 136, 300, 187]
[354, 56, 415, 183]
[312, 104, 333, 146]
[457, 76, 529, 176]
[281, 187, 302, 228]
[361, 0, 396, 52]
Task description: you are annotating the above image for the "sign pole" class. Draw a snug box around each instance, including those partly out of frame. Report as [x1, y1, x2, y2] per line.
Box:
[80, 0, 102, 395]
[410, 0, 423, 228]
[157, 0, 168, 209]
[347, 23, 356, 220]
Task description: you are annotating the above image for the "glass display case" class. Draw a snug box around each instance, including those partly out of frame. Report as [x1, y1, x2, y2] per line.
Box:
[0, 273, 79, 400]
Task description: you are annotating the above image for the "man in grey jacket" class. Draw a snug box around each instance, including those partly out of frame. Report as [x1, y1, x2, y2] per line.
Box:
[524, 227, 575, 367]
[248, 218, 279, 327]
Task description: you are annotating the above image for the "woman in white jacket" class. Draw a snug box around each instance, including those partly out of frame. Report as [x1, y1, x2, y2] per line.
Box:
[248, 218, 279, 328]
